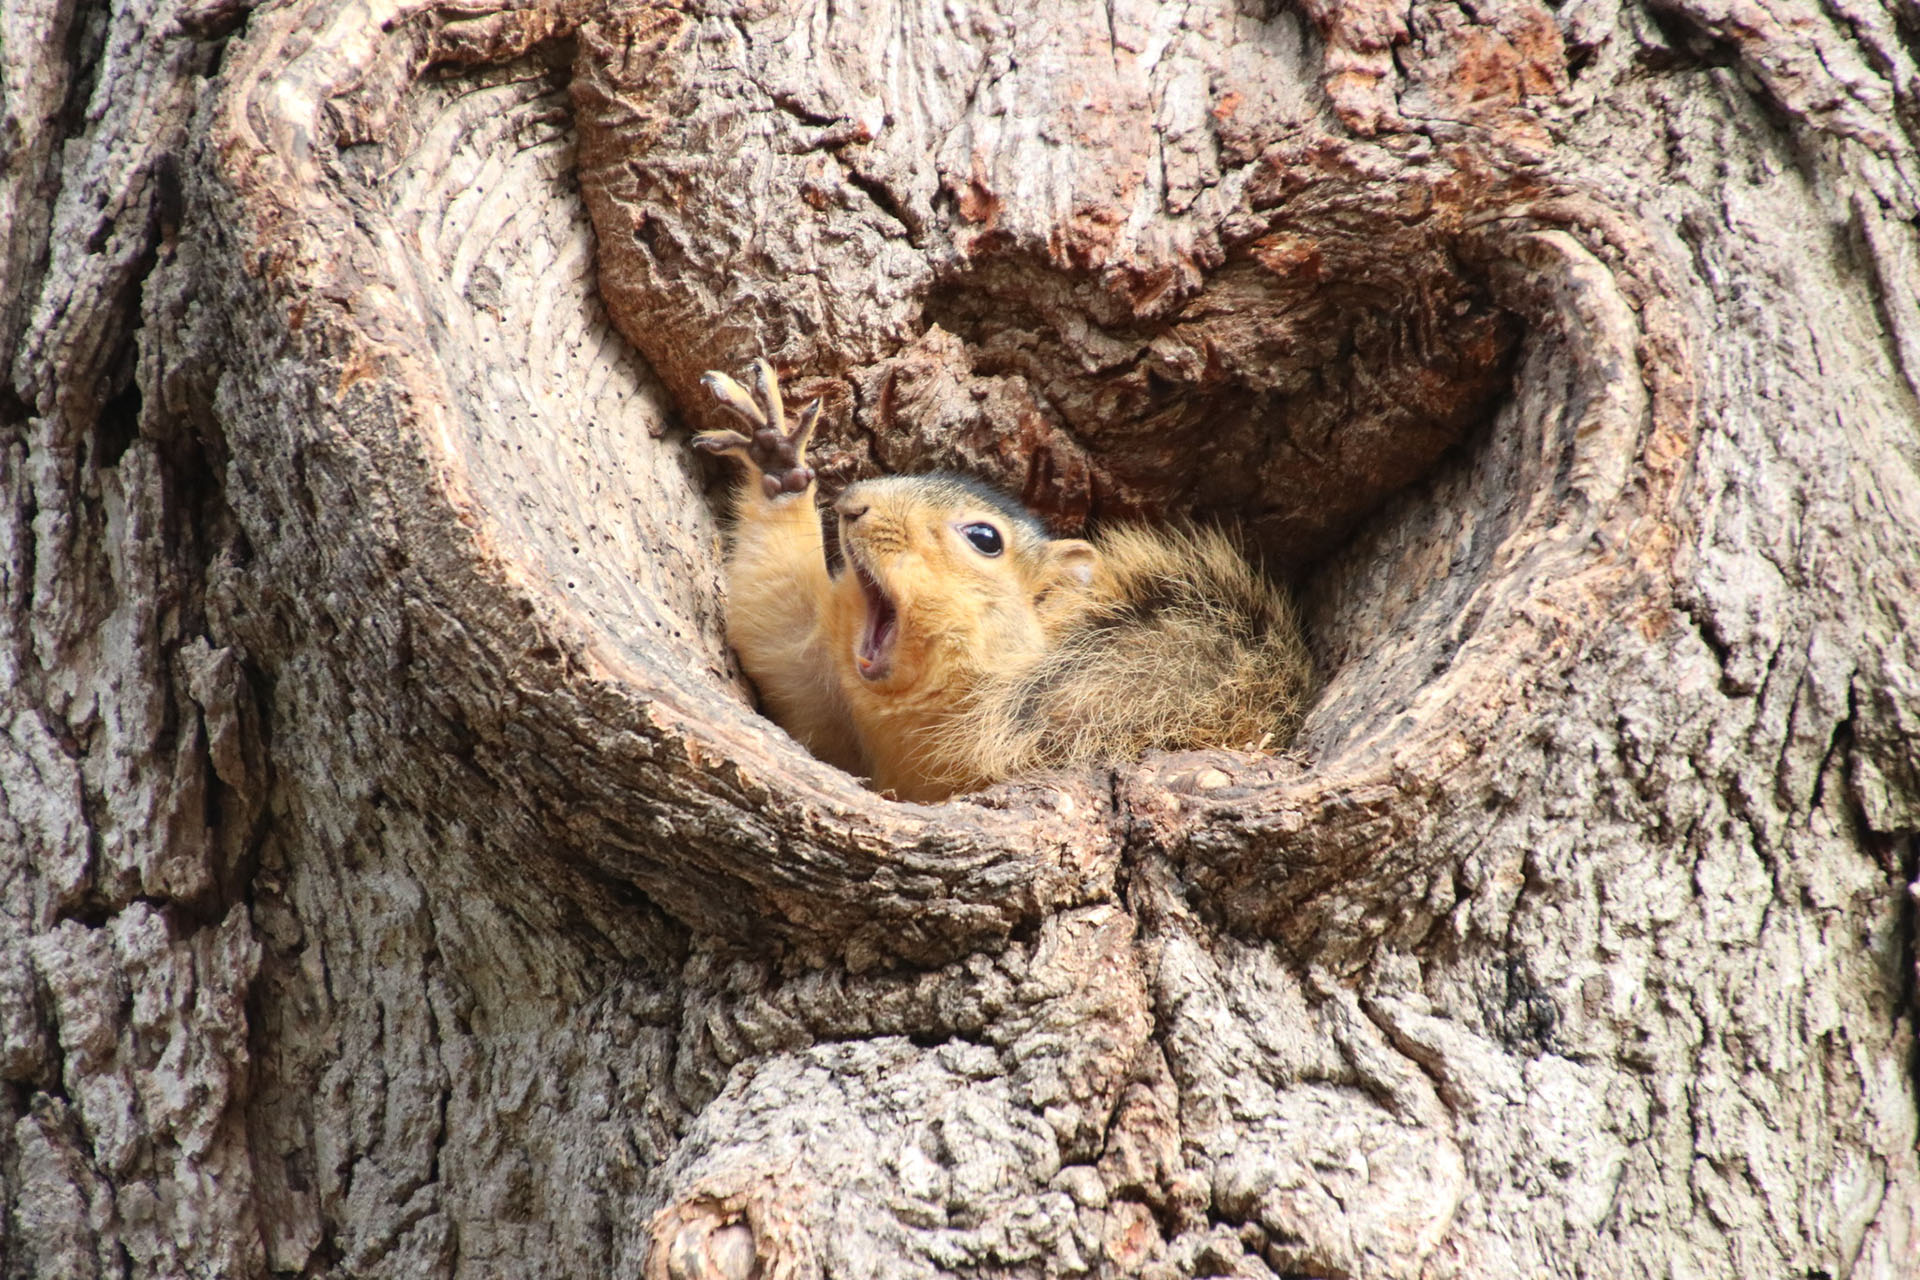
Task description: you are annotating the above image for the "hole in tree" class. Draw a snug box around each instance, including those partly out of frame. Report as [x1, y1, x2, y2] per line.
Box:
[640, 147, 1570, 803]
[913, 226, 1518, 578]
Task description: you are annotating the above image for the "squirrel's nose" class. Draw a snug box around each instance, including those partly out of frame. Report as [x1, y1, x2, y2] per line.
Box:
[837, 498, 870, 523]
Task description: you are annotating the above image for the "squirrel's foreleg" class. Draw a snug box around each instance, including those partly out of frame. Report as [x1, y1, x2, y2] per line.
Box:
[696, 362, 861, 773]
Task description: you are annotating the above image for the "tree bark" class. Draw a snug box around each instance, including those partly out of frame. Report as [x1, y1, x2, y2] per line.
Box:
[3, 0, 1917, 1275]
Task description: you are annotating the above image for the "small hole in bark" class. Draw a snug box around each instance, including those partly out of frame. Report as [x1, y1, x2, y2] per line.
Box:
[56, 895, 116, 929]
[94, 379, 141, 470]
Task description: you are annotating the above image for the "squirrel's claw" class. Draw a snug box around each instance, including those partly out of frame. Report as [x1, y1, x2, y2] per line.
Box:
[696, 361, 819, 498]
[692, 428, 754, 458]
[791, 398, 821, 455]
[702, 371, 768, 430]
[747, 359, 786, 436]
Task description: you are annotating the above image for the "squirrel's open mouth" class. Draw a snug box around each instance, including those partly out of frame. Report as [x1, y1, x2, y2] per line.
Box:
[853, 563, 898, 680]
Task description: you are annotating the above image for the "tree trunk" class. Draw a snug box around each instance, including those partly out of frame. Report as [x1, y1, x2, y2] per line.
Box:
[4, 0, 1917, 1275]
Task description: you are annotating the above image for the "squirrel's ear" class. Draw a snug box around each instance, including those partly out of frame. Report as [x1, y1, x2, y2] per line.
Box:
[1039, 539, 1099, 591]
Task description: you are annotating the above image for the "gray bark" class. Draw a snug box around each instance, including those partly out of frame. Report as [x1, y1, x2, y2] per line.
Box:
[3, 0, 1917, 1276]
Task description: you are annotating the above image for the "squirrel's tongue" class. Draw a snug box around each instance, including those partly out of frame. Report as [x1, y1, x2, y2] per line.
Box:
[855, 566, 897, 679]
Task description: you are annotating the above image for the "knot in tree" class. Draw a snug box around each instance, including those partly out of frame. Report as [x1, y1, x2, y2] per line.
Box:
[3, 0, 1917, 1277]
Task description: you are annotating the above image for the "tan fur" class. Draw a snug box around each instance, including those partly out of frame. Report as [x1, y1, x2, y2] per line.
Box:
[697, 366, 1314, 802]
[912, 524, 1314, 795]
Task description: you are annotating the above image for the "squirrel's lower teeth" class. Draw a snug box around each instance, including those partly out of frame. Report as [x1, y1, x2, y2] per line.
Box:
[861, 614, 893, 663]
[856, 567, 896, 675]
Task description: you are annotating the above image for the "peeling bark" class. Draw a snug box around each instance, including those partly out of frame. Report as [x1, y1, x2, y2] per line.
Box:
[3, 0, 1918, 1277]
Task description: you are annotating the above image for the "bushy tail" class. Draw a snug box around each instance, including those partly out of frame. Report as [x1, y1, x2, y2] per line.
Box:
[923, 525, 1314, 783]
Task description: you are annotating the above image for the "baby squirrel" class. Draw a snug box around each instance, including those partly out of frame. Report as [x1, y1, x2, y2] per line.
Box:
[694, 360, 1313, 803]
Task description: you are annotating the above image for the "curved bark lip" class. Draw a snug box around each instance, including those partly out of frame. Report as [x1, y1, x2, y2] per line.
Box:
[204, 0, 1701, 963]
[196, 0, 1127, 965]
[1123, 218, 1698, 949]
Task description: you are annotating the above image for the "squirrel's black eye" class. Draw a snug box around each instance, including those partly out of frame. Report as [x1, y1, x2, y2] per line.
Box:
[961, 523, 1004, 556]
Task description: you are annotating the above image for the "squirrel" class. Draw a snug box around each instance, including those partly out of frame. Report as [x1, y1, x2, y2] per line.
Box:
[692, 360, 1314, 803]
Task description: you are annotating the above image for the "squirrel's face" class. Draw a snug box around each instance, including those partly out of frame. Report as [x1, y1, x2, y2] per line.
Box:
[829, 475, 1098, 699]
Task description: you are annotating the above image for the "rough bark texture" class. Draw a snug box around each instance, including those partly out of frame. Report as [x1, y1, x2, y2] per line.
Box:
[3, 0, 1917, 1276]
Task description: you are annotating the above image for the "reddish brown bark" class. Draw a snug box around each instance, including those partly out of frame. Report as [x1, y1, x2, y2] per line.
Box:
[4, 0, 1917, 1276]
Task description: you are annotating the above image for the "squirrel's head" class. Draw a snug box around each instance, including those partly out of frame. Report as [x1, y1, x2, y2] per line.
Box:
[829, 472, 1099, 698]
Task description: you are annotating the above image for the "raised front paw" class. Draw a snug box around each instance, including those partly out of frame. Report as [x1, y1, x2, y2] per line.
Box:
[695, 359, 821, 500]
